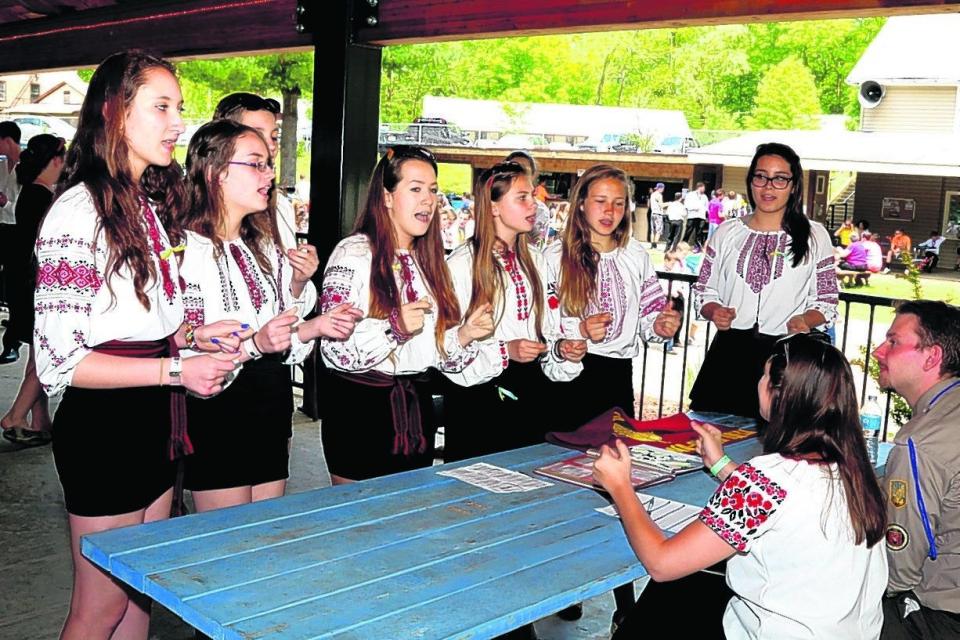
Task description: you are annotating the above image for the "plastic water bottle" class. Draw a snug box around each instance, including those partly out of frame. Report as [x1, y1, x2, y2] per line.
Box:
[861, 395, 882, 465]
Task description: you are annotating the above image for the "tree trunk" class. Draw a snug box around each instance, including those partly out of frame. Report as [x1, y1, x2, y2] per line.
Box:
[280, 87, 301, 188]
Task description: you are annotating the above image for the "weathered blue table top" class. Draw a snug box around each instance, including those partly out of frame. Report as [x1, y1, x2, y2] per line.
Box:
[82, 437, 766, 639]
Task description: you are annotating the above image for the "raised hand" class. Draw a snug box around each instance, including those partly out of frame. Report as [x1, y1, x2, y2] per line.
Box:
[254, 307, 299, 354]
[181, 351, 238, 397]
[194, 320, 254, 353]
[652, 307, 682, 339]
[458, 303, 495, 345]
[580, 312, 613, 342]
[712, 306, 737, 331]
[398, 297, 433, 336]
[305, 302, 363, 340]
[507, 339, 547, 363]
[287, 244, 320, 287]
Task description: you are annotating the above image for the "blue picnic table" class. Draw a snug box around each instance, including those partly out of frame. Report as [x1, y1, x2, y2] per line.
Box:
[82, 437, 767, 639]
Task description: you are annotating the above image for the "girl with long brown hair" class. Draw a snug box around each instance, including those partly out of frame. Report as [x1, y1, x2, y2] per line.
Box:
[319, 145, 492, 482]
[441, 161, 580, 462]
[33, 51, 245, 639]
[542, 164, 680, 431]
[177, 119, 361, 511]
[595, 333, 887, 639]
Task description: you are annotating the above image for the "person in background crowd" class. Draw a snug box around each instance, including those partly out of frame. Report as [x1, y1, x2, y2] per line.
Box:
[861, 230, 883, 273]
[916, 230, 945, 273]
[664, 191, 686, 251]
[0, 121, 23, 364]
[721, 190, 740, 221]
[884, 229, 912, 272]
[834, 217, 855, 248]
[0, 134, 65, 447]
[706, 188, 724, 241]
[838, 233, 869, 272]
[875, 301, 960, 640]
[683, 181, 708, 248]
[649, 182, 665, 250]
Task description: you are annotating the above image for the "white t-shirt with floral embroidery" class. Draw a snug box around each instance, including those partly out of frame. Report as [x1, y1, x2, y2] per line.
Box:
[699, 453, 887, 639]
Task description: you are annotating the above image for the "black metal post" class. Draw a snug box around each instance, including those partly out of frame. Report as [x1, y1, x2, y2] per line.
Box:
[301, 0, 383, 419]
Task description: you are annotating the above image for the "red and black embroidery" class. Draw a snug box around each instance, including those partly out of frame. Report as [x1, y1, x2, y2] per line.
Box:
[140, 198, 177, 304]
[495, 248, 529, 321]
[229, 243, 267, 313]
[699, 462, 787, 552]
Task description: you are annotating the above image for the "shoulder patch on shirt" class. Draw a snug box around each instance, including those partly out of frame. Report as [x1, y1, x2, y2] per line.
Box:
[886, 524, 909, 551]
[889, 479, 908, 509]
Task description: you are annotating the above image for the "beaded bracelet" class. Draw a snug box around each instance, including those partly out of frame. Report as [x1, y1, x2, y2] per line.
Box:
[709, 454, 733, 478]
[388, 307, 413, 344]
[184, 325, 198, 350]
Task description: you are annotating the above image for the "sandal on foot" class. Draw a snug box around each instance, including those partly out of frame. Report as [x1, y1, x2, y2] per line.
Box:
[2, 426, 52, 447]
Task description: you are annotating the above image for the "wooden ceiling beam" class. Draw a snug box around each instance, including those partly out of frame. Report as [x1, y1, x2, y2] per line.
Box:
[356, 0, 960, 44]
[0, 0, 311, 74]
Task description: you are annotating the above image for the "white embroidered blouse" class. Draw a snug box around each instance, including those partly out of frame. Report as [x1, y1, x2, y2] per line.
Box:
[443, 242, 578, 387]
[34, 184, 185, 395]
[699, 454, 887, 639]
[319, 234, 478, 376]
[275, 193, 297, 252]
[693, 218, 838, 335]
[541, 238, 667, 370]
[178, 230, 317, 366]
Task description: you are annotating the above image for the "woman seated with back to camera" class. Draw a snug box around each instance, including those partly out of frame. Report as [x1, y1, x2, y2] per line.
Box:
[595, 332, 888, 639]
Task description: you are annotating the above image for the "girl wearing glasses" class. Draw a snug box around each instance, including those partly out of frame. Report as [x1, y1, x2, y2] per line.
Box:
[441, 161, 579, 462]
[1, 134, 65, 447]
[595, 334, 887, 639]
[34, 51, 243, 640]
[319, 146, 492, 482]
[689, 142, 838, 419]
[213, 92, 301, 253]
[177, 119, 361, 511]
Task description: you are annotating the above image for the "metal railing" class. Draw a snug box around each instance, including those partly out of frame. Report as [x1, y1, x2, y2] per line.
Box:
[640, 271, 902, 440]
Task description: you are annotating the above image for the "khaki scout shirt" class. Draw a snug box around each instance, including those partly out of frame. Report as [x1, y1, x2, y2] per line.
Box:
[884, 376, 960, 613]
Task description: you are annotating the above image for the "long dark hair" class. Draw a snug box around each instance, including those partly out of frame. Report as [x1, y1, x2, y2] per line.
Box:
[559, 164, 631, 317]
[58, 50, 185, 309]
[746, 142, 810, 267]
[762, 334, 886, 546]
[468, 161, 544, 341]
[181, 120, 274, 273]
[16, 134, 65, 186]
[352, 145, 460, 353]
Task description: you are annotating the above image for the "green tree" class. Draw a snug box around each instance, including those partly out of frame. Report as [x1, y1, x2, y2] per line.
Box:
[177, 53, 313, 186]
[747, 56, 822, 129]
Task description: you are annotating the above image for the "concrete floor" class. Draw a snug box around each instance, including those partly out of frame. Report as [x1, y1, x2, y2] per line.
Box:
[0, 333, 640, 640]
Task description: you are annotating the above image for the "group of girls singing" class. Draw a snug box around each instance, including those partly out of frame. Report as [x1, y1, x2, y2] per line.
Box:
[33, 51, 359, 639]
[319, 157, 681, 480]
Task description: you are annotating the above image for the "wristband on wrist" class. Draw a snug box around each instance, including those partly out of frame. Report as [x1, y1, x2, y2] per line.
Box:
[388, 307, 413, 344]
[709, 454, 733, 478]
[552, 340, 565, 361]
[245, 335, 263, 360]
[167, 357, 183, 386]
[184, 325, 198, 350]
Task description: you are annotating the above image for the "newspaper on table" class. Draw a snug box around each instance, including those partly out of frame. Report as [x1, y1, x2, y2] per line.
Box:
[597, 493, 701, 533]
[438, 462, 553, 493]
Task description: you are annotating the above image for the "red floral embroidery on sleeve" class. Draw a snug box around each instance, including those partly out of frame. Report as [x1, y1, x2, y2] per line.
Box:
[698, 462, 787, 552]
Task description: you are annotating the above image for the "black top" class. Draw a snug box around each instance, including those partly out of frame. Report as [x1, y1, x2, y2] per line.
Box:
[13, 182, 53, 267]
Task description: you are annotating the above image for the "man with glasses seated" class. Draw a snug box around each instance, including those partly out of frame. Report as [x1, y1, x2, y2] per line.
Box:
[875, 300, 960, 639]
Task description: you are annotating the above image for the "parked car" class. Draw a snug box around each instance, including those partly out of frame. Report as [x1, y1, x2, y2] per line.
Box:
[11, 115, 76, 146]
[576, 133, 628, 153]
[654, 135, 699, 154]
[383, 117, 471, 146]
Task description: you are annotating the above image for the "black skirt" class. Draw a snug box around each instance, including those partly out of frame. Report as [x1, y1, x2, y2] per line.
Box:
[688, 327, 780, 419]
[53, 384, 177, 517]
[549, 353, 634, 433]
[183, 355, 293, 491]
[321, 370, 437, 480]
[441, 360, 551, 463]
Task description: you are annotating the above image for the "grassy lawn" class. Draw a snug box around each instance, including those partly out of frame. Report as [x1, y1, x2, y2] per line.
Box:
[838, 272, 958, 323]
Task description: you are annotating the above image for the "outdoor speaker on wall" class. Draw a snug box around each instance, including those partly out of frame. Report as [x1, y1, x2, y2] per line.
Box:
[858, 81, 885, 109]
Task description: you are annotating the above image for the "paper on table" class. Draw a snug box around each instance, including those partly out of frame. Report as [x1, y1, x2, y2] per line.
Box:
[438, 462, 553, 493]
[597, 493, 701, 533]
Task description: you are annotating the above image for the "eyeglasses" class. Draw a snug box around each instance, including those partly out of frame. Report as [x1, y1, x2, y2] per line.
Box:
[751, 173, 793, 190]
[215, 93, 281, 117]
[228, 160, 274, 174]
